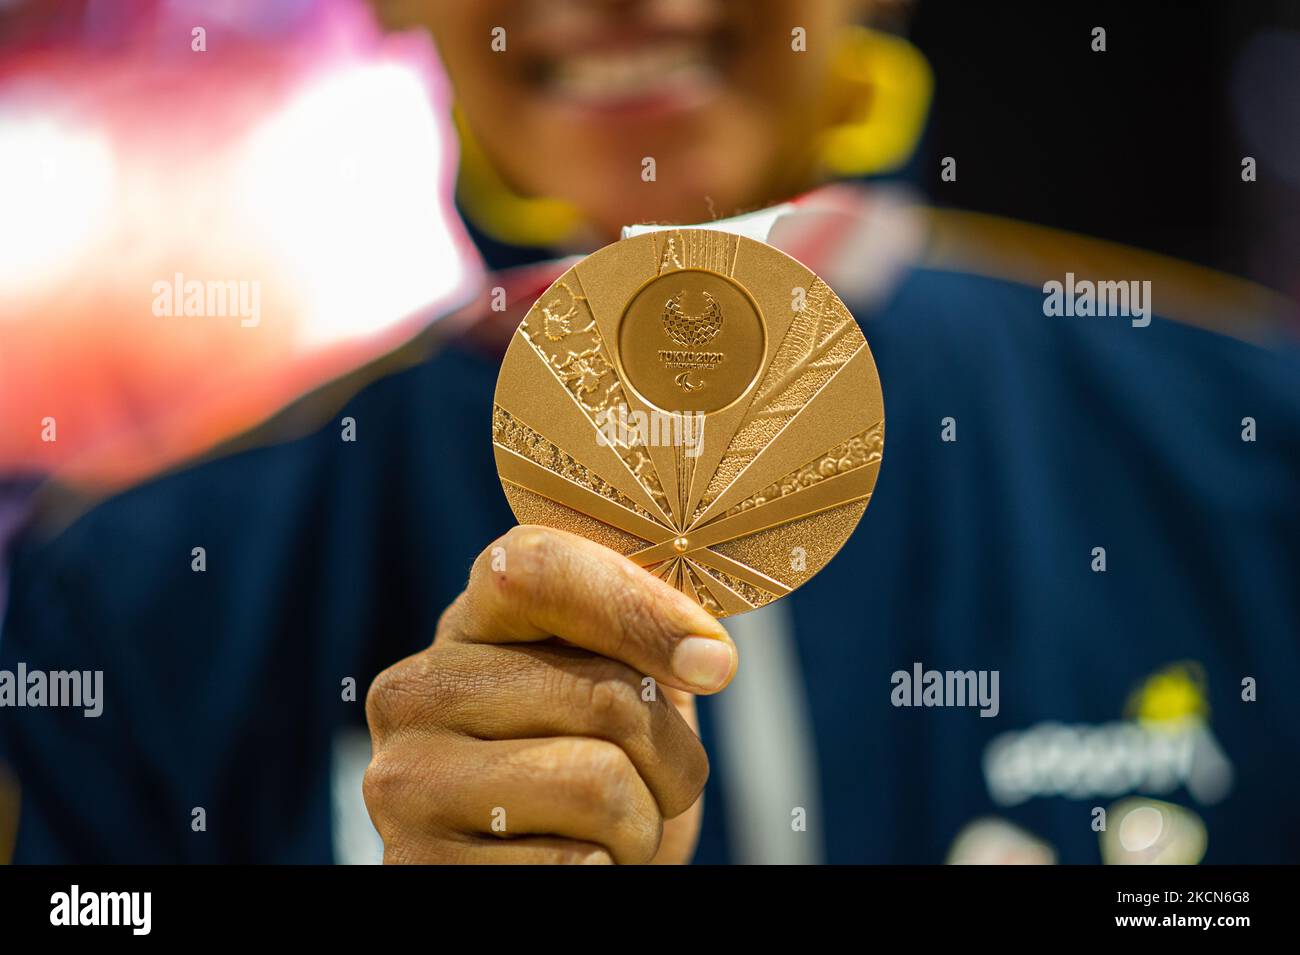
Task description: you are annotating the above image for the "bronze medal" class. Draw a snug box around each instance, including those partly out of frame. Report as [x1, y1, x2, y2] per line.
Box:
[492, 226, 884, 617]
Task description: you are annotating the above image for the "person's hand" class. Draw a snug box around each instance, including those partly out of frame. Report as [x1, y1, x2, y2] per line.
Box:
[363, 525, 738, 863]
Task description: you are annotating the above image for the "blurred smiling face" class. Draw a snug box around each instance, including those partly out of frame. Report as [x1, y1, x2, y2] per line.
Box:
[379, 0, 865, 237]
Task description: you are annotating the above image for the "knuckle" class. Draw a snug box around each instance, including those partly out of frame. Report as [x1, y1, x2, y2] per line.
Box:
[555, 740, 661, 862]
[631, 817, 664, 865]
[587, 673, 645, 731]
[365, 649, 464, 739]
[569, 661, 648, 739]
[361, 750, 407, 831]
[495, 526, 560, 608]
[364, 745, 457, 848]
[547, 844, 614, 865]
[608, 576, 677, 660]
[548, 738, 660, 867]
[685, 735, 711, 797]
[364, 663, 404, 739]
[668, 736, 711, 818]
[433, 593, 468, 645]
[553, 739, 628, 823]
[507, 525, 557, 577]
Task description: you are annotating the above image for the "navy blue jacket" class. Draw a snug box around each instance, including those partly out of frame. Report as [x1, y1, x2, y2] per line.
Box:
[3, 241, 1298, 863]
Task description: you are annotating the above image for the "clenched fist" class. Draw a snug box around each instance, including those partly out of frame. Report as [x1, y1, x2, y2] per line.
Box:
[363, 526, 738, 864]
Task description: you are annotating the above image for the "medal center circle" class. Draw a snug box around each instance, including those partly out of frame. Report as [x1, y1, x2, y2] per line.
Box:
[617, 269, 765, 415]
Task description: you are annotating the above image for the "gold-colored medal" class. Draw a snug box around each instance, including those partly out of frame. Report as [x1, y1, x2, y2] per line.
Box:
[492, 225, 883, 617]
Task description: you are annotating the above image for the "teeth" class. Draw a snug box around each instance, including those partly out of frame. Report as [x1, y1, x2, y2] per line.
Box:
[548, 41, 714, 102]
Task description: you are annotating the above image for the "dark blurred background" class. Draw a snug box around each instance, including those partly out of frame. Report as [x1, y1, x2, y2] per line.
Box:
[906, 0, 1298, 295]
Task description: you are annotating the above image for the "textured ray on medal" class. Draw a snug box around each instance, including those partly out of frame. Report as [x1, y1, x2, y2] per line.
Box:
[493, 268, 676, 544]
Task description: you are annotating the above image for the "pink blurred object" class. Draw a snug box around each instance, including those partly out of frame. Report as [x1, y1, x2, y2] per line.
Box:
[0, 0, 484, 491]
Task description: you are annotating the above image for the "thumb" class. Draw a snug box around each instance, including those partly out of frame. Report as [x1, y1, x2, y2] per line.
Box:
[663, 616, 739, 723]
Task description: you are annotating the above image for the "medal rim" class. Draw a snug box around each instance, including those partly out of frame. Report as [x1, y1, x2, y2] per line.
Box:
[491, 228, 885, 618]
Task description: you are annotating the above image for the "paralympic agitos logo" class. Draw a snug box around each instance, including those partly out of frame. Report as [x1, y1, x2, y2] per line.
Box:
[659, 289, 724, 392]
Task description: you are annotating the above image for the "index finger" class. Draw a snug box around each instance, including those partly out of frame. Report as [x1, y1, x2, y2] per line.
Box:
[447, 526, 737, 695]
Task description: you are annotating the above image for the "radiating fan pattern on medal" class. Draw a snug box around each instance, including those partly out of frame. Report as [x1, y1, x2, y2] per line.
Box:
[692, 277, 864, 521]
[492, 406, 658, 522]
[516, 279, 672, 521]
[493, 230, 884, 618]
[721, 421, 883, 519]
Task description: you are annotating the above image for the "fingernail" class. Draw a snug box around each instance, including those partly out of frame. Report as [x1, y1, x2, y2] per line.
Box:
[672, 636, 734, 691]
